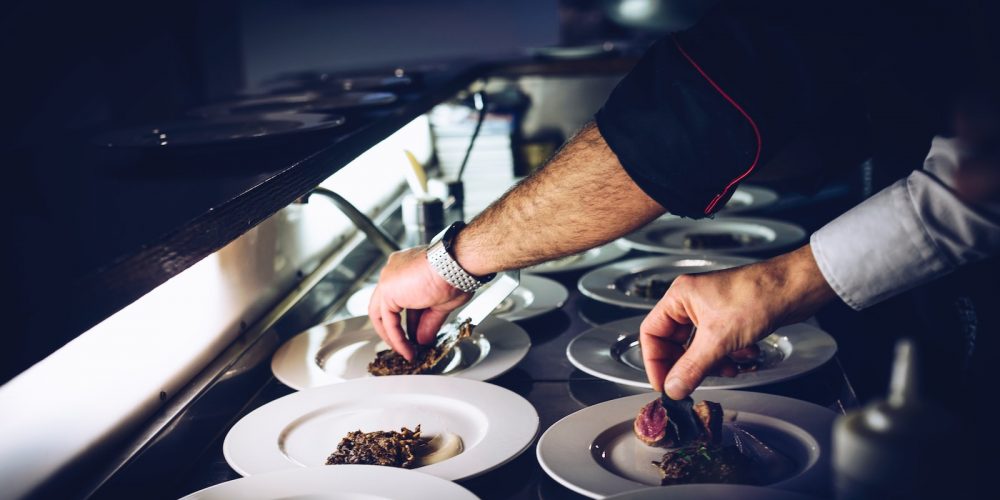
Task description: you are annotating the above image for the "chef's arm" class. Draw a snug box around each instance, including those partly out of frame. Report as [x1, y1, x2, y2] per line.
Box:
[647, 137, 1000, 399]
[453, 121, 665, 276]
[811, 137, 1000, 310]
[368, 121, 665, 359]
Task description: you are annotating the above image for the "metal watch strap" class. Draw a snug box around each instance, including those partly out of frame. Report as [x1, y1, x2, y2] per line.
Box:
[426, 222, 492, 293]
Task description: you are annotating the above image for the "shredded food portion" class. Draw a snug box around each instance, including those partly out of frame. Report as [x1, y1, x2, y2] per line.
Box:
[654, 444, 759, 486]
[325, 425, 428, 468]
[367, 321, 472, 376]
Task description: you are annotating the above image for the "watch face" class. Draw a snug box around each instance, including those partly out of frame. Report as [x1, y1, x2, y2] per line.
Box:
[442, 221, 466, 250]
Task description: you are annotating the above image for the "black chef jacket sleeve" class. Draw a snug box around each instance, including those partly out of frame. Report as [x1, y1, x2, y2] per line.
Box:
[595, 1, 866, 218]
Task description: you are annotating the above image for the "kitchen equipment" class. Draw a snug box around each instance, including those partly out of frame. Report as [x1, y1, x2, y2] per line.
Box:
[347, 274, 566, 322]
[832, 339, 957, 499]
[401, 195, 445, 246]
[190, 91, 397, 118]
[433, 270, 520, 351]
[96, 113, 345, 148]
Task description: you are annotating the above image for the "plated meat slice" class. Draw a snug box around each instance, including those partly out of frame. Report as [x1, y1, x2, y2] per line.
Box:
[633, 397, 724, 448]
[692, 400, 723, 445]
[634, 398, 673, 447]
[654, 444, 758, 486]
[325, 426, 428, 468]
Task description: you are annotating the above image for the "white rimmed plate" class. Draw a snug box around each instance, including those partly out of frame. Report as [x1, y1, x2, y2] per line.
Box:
[345, 275, 568, 322]
[224, 376, 539, 481]
[271, 316, 530, 390]
[717, 184, 780, 215]
[525, 241, 630, 274]
[536, 390, 835, 499]
[659, 185, 780, 220]
[566, 317, 837, 390]
[604, 484, 819, 500]
[622, 217, 806, 256]
[179, 465, 478, 500]
[578, 256, 759, 310]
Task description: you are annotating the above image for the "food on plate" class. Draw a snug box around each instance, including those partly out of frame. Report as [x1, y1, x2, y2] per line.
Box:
[368, 321, 473, 376]
[634, 397, 672, 447]
[634, 398, 724, 448]
[634, 396, 761, 485]
[692, 400, 723, 445]
[326, 426, 428, 468]
[728, 344, 762, 372]
[325, 426, 464, 469]
[682, 232, 763, 249]
[627, 278, 671, 299]
[653, 443, 758, 486]
[368, 344, 449, 376]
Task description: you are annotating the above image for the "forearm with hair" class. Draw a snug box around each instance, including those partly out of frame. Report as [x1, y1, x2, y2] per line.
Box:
[453, 121, 666, 275]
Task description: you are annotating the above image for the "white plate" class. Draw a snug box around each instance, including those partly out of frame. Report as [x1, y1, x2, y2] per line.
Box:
[179, 465, 478, 500]
[525, 241, 630, 274]
[536, 390, 835, 499]
[567, 317, 837, 390]
[271, 316, 530, 390]
[716, 185, 780, 215]
[622, 217, 806, 256]
[224, 376, 539, 481]
[345, 275, 568, 322]
[578, 256, 759, 310]
[604, 484, 819, 500]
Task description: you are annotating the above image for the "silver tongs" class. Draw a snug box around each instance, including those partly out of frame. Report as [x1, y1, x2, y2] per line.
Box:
[432, 269, 521, 350]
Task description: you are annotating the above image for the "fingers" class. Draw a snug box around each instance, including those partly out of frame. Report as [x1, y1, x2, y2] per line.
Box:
[640, 298, 692, 344]
[640, 334, 686, 391]
[381, 301, 414, 361]
[663, 332, 728, 399]
[405, 309, 422, 340]
[415, 308, 453, 345]
[368, 287, 389, 347]
[640, 294, 693, 391]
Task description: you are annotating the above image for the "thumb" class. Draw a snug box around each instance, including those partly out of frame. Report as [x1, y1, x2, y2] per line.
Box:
[662, 332, 727, 399]
[415, 308, 453, 345]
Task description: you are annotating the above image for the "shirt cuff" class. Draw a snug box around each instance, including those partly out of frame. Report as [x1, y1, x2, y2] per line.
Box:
[810, 176, 949, 310]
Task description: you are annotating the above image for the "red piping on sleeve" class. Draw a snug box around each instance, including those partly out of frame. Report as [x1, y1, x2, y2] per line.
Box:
[671, 35, 762, 215]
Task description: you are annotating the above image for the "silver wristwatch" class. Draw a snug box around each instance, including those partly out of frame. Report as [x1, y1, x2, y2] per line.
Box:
[426, 221, 494, 293]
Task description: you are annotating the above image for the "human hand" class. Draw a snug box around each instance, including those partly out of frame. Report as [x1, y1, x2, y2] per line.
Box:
[641, 245, 836, 399]
[368, 247, 471, 361]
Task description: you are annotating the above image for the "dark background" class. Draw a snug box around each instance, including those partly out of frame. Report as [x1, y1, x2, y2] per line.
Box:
[2, 0, 998, 411]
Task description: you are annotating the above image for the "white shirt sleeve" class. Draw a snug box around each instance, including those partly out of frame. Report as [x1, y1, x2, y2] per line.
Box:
[810, 137, 1000, 310]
